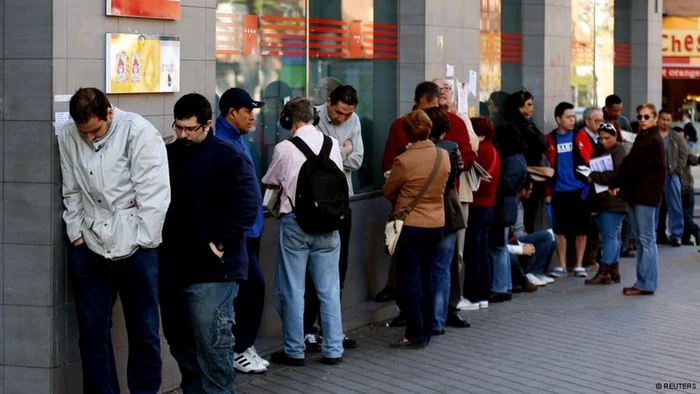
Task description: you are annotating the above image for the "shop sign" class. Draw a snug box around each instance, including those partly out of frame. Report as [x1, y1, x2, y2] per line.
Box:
[105, 33, 181, 94]
[107, 0, 180, 20]
[662, 29, 700, 57]
[662, 67, 700, 80]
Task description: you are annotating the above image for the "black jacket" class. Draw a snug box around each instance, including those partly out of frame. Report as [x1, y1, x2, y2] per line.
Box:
[433, 138, 465, 234]
[160, 132, 259, 285]
[684, 122, 698, 143]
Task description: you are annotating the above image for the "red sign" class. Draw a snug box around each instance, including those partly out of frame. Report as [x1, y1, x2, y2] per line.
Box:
[662, 67, 700, 79]
[107, 0, 180, 20]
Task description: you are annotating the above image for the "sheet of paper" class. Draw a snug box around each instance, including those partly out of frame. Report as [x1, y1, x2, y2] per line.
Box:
[589, 154, 613, 193]
[54, 94, 72, 102]
[446, 64, 455, 78]
[468, 70, 478, 96]
[621, 130, 637, 143]
[283, 96, 290, 104]
[457, 81, 468, 115]
[54, 112, 71, 135]
[576, 165, 591, 177]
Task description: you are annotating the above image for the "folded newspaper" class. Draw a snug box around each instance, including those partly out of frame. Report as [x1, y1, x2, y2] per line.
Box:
[467, 162, 493, 192]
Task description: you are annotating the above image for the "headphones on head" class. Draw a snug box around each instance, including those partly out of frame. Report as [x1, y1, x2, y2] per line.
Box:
[279, 102, 320, 130]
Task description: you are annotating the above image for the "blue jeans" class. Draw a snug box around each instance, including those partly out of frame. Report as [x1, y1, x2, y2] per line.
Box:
[70, 245, 161, 394]
[628, 205, 659, 292]
[161, 282, 239, 394]
[596, 212, 626, 264]
[395, 225, 442, 345]
[658, 174, 684, 241]
[491, 227, 512, 294]
[233, 236, 265, 353]
[464, 206, 494, 303]
[274, 214, 343, 359]
[518, 231, 557, 275]
[431, 231, 457, 331]
[682, 191, 699, 241]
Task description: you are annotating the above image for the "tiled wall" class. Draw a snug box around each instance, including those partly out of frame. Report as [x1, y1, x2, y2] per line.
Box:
[398, 0, 482, 114]
[1, 0, 215, 392]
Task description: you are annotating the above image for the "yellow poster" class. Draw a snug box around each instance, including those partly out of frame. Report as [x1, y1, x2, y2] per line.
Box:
[105, 33, 180, 94]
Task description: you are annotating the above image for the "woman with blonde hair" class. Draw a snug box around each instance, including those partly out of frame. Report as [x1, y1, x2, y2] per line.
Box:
[384, 110, 450, 347]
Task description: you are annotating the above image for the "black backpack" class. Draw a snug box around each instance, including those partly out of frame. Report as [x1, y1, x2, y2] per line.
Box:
[289, 135, 349, 234]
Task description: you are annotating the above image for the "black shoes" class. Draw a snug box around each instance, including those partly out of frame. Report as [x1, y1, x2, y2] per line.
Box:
[620, 250, 636, 258]
[271, 351, 305, 366]
[445, 312, 471, 328]
[342, 335, 357, 349]
[374, 286, 396, 302]
[389, 315, 408, 327]
[671, 238, 682, 247]
[488, 293, 512, 303]
[432, 328, 447, 336]
[390, 338, 425, 349]
[322, 357, 342, 365]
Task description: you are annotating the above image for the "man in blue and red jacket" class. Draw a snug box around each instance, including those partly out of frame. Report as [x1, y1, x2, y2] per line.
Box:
[544, 102, 594, 279]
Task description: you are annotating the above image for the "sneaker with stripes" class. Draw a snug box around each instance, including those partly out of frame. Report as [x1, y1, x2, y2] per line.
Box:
[234, 348, 267, 374]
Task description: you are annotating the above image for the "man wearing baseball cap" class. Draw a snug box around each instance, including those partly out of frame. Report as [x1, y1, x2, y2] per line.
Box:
[216, 87, 269, 373]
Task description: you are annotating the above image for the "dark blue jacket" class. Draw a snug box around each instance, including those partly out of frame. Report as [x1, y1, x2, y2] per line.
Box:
[215, 116, 264, 239]
[160, 132, 258, 285]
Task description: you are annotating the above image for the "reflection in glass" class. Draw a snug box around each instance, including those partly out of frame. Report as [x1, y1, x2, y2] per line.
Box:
[215, 0, 398, 195]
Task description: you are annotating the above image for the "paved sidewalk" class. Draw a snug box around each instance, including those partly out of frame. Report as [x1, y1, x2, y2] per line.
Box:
[238, 244, 700, 394]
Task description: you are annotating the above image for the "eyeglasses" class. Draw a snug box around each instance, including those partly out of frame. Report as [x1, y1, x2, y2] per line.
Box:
[637, 114, 651, 121]
[598, 123, 616, 132]
[172, 121, 203, 133]
[439, 85, 452, 92]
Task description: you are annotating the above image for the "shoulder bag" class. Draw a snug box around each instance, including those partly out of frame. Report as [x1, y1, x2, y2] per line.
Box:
[384, 147, 443, 255]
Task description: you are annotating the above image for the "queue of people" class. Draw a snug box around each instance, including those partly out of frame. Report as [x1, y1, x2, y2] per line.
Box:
[56, 81, 693, 393]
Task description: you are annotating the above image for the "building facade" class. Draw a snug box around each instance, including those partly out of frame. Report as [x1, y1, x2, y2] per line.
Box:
[0, 0, 661, 392]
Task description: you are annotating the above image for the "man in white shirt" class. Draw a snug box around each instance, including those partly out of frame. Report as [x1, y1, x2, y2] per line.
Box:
[57, 87, 170, 393]
[262, 97, 345, 366]
[304, 85, 363, 350]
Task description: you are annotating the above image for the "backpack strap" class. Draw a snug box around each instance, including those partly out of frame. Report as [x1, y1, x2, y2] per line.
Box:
[290, 136, 316, 160]
[319, 135, 333, 159]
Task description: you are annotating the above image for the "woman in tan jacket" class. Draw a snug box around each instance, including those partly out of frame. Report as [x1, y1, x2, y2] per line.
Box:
[384, 110, 450, 349]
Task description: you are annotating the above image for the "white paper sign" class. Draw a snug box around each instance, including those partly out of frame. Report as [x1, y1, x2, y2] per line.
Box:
[54, 94, 72, 102]
[54, 112, 71, 135]
[283, 96, 290, 104]
[468, 70, 478, 96]
[457, 81, 469, 115]
[446, 64, 455, 78]
[589, 154, 614, 194]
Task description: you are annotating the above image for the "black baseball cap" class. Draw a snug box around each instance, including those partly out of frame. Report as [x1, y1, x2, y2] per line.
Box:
[219, 88, 265, 114]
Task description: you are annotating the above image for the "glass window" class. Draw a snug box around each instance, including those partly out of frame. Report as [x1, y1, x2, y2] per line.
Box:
[215, 0, 398, 195]
[571, 0, 615, 112]
[480, 0, 502, 105]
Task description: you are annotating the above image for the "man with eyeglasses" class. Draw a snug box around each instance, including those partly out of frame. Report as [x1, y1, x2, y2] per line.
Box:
[159, 93, 259, 392]
[215, 87, 269, 373]
[580, 107, 604, 269]
[303, 84, 363, 352]
[57, 87, 170, 393]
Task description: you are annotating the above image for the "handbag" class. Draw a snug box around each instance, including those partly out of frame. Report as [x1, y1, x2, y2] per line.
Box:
[384, 147, 443, 255]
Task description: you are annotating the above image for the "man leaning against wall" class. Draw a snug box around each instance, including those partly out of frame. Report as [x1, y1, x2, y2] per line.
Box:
[57, 87, 171, 393]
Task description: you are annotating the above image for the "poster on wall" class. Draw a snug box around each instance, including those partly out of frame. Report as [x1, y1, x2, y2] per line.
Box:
[105, 33, 181, 94]
[107, 0, 181, 20]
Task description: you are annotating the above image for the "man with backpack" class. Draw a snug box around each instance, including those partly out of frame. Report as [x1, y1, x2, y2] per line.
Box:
[262, 97, 349, 366]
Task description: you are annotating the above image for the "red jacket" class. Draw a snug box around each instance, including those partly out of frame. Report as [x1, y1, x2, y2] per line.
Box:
[382, 111, 477, 173]
[472, 140, 500, 207]
[544, 129, 594, 197]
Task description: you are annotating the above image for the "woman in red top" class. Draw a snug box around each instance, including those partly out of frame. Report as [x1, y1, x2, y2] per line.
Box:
[462, 117, 501, 309]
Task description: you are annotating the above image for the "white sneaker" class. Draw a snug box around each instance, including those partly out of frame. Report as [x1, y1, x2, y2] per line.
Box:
[537, 275, 555, 284]
[526, 273, 546, 286]
[457, 297, 480, 311]
[479, 301, 489, 309]
[249, 346, 269, 368]
[234, 348, 267, 374]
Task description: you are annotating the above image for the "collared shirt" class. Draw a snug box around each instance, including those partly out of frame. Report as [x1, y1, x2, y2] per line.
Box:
[57, 108, 171, 259]
[262, 125, 344, 214]
[585, 127, 599, 147]
[314, 104, 363, 196]
[215, 116, 264, 239]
